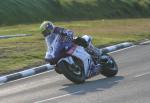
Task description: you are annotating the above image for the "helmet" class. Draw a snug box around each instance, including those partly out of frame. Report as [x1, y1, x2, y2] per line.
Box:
[40, 21, 55, 36]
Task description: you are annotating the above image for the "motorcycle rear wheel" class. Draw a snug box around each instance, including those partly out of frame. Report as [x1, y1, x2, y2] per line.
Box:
[100, 54, 118, 77]
[57, 56, 85, 84]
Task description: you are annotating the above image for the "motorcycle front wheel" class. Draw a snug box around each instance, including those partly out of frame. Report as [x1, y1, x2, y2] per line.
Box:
[57, 56, 85, 84]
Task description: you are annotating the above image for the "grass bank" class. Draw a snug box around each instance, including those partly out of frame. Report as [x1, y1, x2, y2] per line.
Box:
[1, 0, 150, 25]
[0, 19, 150, 74]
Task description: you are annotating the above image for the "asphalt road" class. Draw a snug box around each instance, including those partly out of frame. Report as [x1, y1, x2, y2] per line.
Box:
[0, 44, 150, 103]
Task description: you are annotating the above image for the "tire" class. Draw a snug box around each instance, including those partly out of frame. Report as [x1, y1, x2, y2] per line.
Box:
[57, 56, 85, 84]
[100, 54, 118, 77]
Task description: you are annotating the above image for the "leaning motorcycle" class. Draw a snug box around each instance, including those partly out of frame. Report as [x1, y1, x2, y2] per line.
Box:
[44, 33, 118, 84]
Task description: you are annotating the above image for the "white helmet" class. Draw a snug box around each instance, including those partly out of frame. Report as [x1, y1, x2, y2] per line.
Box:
[40, 21, 55, 36]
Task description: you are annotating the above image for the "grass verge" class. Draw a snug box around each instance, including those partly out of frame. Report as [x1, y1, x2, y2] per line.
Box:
[0, 19, 150, 75]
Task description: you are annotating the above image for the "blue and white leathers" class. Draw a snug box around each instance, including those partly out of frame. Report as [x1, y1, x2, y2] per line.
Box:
[44, 33, 102, 79]
[44, 32, 118, 83]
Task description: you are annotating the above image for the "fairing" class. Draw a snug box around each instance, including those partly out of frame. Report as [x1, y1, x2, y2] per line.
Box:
[45, 33, 73, 64]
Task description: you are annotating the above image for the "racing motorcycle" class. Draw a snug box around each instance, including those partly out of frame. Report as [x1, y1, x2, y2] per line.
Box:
[44, 33, 118, 84]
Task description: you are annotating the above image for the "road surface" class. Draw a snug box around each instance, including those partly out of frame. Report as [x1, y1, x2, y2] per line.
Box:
[0, 44, 150, 103]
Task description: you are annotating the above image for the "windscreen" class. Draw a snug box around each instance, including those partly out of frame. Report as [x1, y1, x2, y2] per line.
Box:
[45, 33, 73, 63]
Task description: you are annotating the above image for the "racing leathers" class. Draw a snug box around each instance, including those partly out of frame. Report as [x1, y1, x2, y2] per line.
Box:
[44, 27, 102, 65]
[44, 27, 74, 64]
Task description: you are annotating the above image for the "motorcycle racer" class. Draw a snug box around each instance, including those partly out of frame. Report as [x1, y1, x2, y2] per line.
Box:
[40, 21, 117, 78]
[40, 21, 110, 76]
[39, 21, 118, 83]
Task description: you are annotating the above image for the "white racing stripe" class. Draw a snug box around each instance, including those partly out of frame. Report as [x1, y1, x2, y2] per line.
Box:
[34, 90, 83, 103]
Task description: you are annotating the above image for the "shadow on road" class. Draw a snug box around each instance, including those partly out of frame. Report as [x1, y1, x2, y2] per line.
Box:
[60, 76, 124, 95]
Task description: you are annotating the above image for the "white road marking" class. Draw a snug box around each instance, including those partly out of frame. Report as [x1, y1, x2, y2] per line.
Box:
[108, 45, 136, 54]
[134, 72, 150, 78]
[34, 90, 83, 103]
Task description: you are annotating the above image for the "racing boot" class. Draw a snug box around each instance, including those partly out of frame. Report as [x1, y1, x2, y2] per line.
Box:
[85, 44, 102, 64]
[86, 45, 113, 69]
